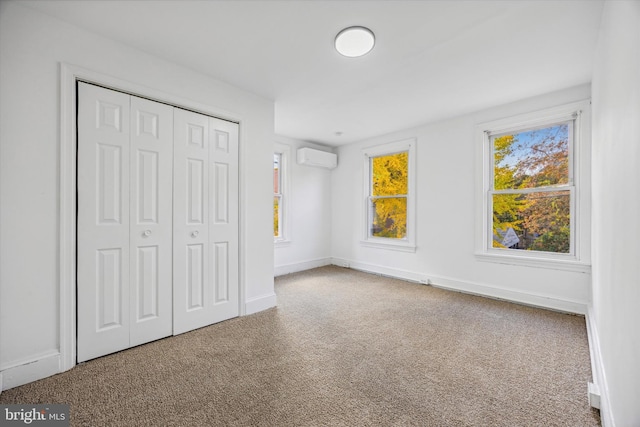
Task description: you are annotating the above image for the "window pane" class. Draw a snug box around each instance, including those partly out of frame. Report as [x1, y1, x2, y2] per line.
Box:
[274, 196, 280, 237]
[493, 124, 569, 190]
[370, 197, 406, 239]
[492, 191, 570, 253]
[372, 152, 408, 196]
[273, 154, 281, 194]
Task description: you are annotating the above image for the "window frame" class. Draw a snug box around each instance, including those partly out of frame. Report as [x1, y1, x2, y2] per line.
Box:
[361, 138, 416, 252]
[274, 143, 291, 246]
[475, 100, 591, 272]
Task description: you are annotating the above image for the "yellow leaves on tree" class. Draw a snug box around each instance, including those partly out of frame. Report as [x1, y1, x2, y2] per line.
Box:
[273, 159, 280, 238]
[371, 152, 408, 239]
[492, 135, 525, 246]
[273, 196, 279, 237]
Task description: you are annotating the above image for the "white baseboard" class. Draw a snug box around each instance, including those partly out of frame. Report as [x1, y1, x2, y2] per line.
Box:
[0, 294, 278, 392]
[244, 292, 277, 315]
[331, 257, 423, 282]
[428, 273, 587, 314]
[586, 306, 614, 427]
[1, 352, 61, 391]
[274, 257, 332, 277]
[330, 257, 587, 314]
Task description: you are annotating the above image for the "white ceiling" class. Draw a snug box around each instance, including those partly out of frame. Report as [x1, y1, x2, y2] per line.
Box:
[22, 0, 604, 146]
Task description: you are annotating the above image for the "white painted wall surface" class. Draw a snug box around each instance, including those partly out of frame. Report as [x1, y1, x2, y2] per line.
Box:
[591, 1, 640, 425]
[274, 137, 333, 276]
[0, 2, 275, 385]
[332, 84, 592, 313]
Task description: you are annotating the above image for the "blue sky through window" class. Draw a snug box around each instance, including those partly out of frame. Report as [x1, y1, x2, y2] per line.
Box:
[497, 124, 568, 175]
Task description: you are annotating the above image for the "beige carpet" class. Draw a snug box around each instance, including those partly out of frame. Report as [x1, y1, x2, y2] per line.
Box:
[1, 266, 600, 426]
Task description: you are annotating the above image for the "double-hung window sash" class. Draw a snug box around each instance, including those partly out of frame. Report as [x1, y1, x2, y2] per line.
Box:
[487, 118, 575, 254]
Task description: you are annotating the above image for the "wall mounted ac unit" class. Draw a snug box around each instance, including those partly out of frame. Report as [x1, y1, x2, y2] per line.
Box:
[297, 147, 338, 169]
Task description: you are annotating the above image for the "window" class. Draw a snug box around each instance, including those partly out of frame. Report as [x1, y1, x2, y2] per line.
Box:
[491, 123, 572, 253]
[362, 139, 416, 252]
[273, 143, 291, 245]
[273, 153, 282, 239]
[476, 101, 591, 271]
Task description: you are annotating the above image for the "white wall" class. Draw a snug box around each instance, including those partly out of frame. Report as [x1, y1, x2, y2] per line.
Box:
[591, 1, 640, 425]
[0, 2, 275, 388]
[274, 137, 333, 276]
[332, 84, 592, 313]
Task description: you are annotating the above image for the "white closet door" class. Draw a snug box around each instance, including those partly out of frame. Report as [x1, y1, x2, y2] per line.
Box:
[78, 83, 174, 362]
[173, 108, 210, 334]
[78, 83, 132, 362]
[207, 116, 239, 324]
[173, 109, 239, 335]
[128, 96, 174, 347]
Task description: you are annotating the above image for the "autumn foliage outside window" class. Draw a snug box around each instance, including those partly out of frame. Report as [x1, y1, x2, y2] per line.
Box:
[491, 123, 572, 254]
[273, 153, 282, 238]
[369, 151, 408, 239]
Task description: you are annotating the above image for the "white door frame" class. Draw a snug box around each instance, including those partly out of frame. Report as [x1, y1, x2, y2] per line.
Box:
[59, 63, 246, 371]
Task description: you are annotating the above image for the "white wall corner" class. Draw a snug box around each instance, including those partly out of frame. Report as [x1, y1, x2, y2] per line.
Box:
[1, 353, 61, 391]
[244, 293, 277, 316]
[274, 257, 332, 277]
[586, 305, 614, 427]
[330, 257, 351, 268]
[331, 257, 423, 283]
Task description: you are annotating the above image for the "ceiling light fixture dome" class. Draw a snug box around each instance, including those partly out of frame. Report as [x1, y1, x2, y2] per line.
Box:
[335, 26, 375, 57]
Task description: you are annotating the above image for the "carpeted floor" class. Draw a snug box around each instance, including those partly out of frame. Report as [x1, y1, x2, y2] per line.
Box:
[1, 266, 601, 426]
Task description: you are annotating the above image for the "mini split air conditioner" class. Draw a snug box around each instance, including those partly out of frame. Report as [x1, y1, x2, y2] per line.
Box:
[297, 147, 338, 169]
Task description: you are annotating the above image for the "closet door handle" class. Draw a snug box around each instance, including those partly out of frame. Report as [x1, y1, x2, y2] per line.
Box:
[191, 231, 199, 238]
[143, 230, 152, 237]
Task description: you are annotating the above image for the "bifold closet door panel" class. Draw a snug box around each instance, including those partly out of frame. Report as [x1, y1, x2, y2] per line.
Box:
[173, 108, 211, 335]
[77, 82, 132, 362]
[79, 82, 240, 358]
[128, 96, 174, 347]
[78, 83, 174, 362]
[207, 116, 240, 324]
[173, 109, 240, 335]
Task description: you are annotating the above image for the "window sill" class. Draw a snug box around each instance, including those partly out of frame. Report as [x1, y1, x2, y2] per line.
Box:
[360, 240, 416, 253]
[274, 240, 291, 248]
[475, 252, 591, 273]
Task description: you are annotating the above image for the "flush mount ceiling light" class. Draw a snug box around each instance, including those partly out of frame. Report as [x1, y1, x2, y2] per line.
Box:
[335, 26, 375, 57]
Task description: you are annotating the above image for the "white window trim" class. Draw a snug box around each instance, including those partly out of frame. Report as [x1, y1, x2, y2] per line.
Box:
[274, 142, 291, 247]
[475, 100, 591, 273]
[361, 138, 417, 252]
